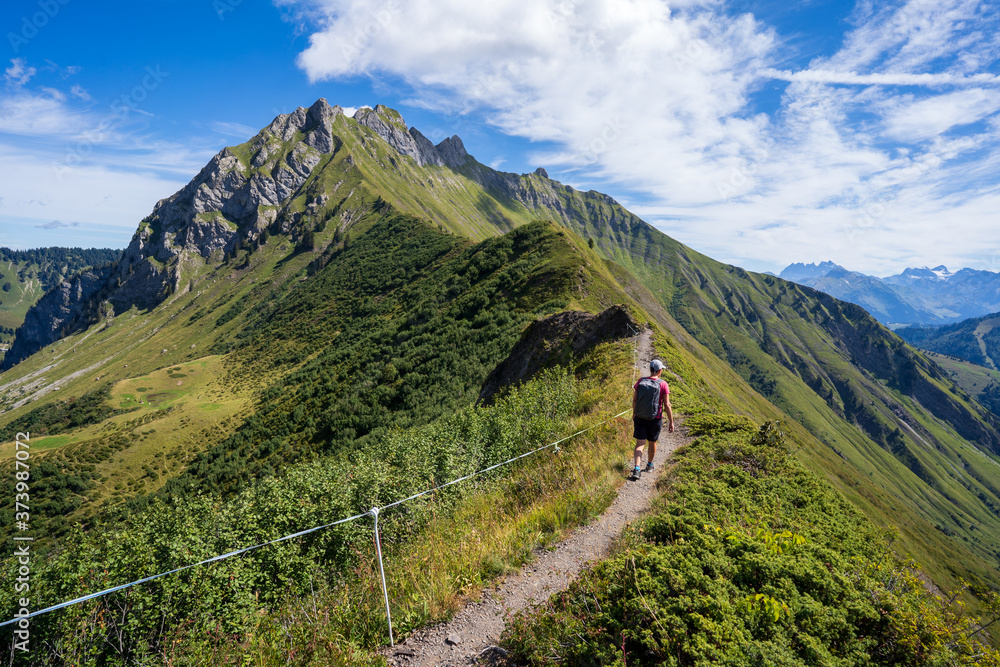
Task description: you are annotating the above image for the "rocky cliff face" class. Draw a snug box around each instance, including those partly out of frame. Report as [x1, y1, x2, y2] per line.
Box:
[479, 305, 637, 403]
[109, 99, 351, 312]
[1, 266, 114, 370]
[96, 100, 487, 318]
[3, 98, 620, 371]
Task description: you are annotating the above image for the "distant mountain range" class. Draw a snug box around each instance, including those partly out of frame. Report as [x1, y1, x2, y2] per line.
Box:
[779, 261, 1000, 326]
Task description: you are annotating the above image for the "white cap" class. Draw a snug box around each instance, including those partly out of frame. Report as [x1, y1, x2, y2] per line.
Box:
[650, 359, 664, 372]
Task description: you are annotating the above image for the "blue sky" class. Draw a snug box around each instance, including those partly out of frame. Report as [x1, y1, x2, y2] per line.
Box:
[1, 0, 999, 275]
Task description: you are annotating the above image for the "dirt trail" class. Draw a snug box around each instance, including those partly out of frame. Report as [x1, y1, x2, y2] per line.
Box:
[386, 328, 688, 666]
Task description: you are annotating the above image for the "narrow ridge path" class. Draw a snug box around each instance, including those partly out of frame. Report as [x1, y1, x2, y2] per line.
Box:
[386, 328, 691, 666]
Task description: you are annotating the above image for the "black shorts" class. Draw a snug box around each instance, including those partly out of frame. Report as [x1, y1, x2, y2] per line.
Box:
[633, 417, 662, 442]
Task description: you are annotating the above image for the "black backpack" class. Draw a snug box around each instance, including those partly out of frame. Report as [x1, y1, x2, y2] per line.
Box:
[634, 377, 663, 420]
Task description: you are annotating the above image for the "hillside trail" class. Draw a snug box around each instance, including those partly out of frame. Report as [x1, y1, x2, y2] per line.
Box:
[385, 328, 690, 666]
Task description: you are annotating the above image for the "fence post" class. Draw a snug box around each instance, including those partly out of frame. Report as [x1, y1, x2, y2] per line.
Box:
[369, 506, 395, 646]
[629, 323, 640, 385]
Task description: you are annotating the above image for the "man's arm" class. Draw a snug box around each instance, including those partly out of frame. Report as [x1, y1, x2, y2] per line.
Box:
[631, 384, 638, 417]
[664, 394, 674, 433]
[661, 380, 674, 433]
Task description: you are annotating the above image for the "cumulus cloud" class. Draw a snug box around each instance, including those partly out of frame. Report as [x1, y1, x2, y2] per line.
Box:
[284, 0, 1000, 273]
[290, 0, 776, 206]
[5, 58, 36, 87]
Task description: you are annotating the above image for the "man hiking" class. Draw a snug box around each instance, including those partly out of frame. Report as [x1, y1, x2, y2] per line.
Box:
[631, 359, 673, 480]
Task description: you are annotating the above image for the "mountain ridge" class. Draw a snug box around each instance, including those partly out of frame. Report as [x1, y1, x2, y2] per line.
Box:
[2, 99, 644, 370]
[3, 99, 1000, 648]
[899, 311, 1000, 371]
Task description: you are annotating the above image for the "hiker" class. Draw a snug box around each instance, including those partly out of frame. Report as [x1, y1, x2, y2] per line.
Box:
[631, 359, 673, 480]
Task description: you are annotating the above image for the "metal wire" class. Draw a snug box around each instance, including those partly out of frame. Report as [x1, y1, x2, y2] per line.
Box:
[0, 410, 631, 630]
[0, 510, 369, 628]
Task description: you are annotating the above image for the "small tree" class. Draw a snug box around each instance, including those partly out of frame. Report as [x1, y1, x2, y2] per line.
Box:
[299, 229, 316, 251]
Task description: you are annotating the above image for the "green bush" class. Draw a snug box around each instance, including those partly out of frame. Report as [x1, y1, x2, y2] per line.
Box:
[174, 217, 579, 495]
[503, 420, 1000, 666]
[0, 369, 579, 665]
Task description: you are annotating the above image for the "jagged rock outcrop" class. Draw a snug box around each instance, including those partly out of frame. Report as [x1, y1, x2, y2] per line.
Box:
[479, 305, 638, 403]
[1, 266, 114, 370]
[109, 99, 348, 310]
[2, 99, 572, 371]
[354, 104, 469, 168]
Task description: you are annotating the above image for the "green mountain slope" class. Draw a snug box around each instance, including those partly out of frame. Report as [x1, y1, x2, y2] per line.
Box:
[293, 105, 1000, 594]
[899, 313, 1000, 370]
[504, 416, 1000, 666]
[0, 214, 825, 664]
[1, 100, 999, 641]
[918, 351, 1000, 417]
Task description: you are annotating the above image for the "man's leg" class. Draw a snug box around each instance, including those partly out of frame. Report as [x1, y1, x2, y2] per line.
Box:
[633, 439, 647, 469]
[646, 439, 657, 466]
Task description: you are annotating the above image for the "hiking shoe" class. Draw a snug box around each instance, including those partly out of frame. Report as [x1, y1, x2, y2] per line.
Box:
[644, 462, 655, 473]
[629, 467, 641, 481]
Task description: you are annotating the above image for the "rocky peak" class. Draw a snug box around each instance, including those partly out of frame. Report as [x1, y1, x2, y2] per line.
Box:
[436, 135, 468, 168]
[351, 105, 471, 169]
[355, 105, 430, 165]
[111, 101, 480, 315]
[267, 98, 343, 142]
[3, 99, 515, 370]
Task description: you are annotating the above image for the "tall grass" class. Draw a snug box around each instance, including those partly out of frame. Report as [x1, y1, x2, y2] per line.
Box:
[1, 339, 638, 665]
[163, 341, 638, 666]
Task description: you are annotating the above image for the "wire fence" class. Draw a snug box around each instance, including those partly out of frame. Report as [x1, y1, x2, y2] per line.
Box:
[2, 324, 646, 646]
[0, 410, 631, 642]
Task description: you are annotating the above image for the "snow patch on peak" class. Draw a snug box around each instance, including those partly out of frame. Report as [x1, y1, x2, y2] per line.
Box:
[931, 265, 952, 279]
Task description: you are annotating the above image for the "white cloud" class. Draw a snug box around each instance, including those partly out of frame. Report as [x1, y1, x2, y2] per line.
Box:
[0, 141, 190, 243]
[0, 76, 220, 248]
[292, 0, 776, 207]
[70, 84, 93, 102]
[282, 0, 1000, 274]
[35, 220, 80, 229]
[39, 86, 66, 101]
[764, 69, 1000, 87]
[210, 120, 261, 139]
[4, 58, 36, 87]
[0, 91, 90, 137]
[881, 89, 1000, 141]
